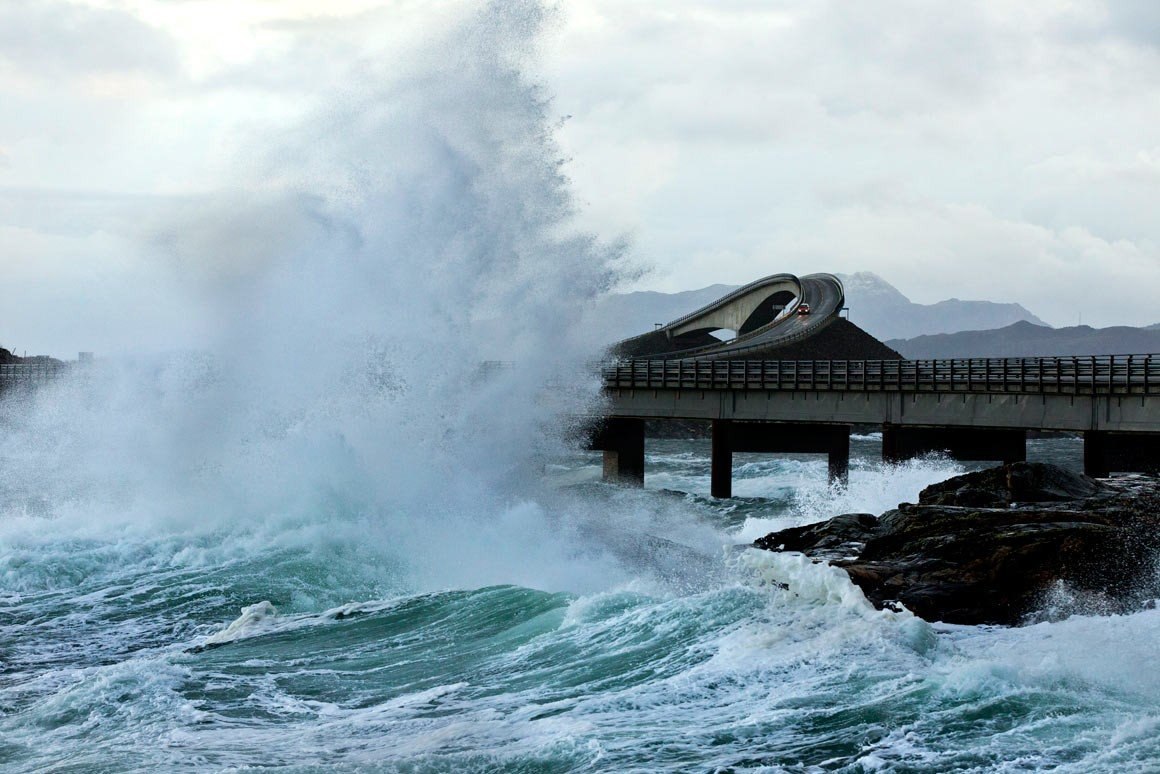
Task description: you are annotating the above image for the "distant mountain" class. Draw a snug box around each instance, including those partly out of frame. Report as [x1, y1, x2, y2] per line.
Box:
[587, 272, 1048, 345]
[889, 321, 1160, 359]
[837, 272, 1047, 341]
[584, 284, 741, 346]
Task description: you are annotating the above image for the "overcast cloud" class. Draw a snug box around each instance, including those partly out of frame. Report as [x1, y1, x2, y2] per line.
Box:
[3, 0, 1160, 356]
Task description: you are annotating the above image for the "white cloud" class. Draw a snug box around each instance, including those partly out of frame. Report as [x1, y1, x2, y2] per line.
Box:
[548, 0, 1160, 328]
[0, 1, 179, 82]
[5, 0, 1160, 355]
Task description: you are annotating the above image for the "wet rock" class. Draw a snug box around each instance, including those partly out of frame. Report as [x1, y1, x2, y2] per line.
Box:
[754, 463, 1160, 626]
[918, 462, 1103, 507]
[753, 513, 878, 559]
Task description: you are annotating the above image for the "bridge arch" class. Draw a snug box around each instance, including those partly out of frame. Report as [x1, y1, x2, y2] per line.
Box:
[669, 275, 801, 339]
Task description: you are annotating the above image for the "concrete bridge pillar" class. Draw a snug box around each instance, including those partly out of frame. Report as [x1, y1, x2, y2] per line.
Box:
[711, 420, 850, 498]
[829, 433, 850, 485]
[589, 418, 645, 486]
[1084, 431, 1160, 477]
[711, 420, 733, 498]
[882, 426, 1026, 465]
[1084, 431, 1110, 478]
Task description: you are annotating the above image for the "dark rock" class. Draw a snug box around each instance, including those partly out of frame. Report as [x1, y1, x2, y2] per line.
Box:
[1006, 462, 1104, 501]
[754, 463, 1160, 626]
[753, 513, 878, 559]
[918, 462, 1103, 507]
[611, 318, 902, 361]
[750, 318, 903, 361]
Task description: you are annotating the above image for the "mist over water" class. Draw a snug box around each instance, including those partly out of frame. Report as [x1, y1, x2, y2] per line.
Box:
[3, 1, 628, 594]
[2, 4, 1159, 771]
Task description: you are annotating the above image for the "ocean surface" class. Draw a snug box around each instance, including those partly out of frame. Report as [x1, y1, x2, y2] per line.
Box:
[3, 430, 1158, 773]
[3, 4, 1159, 770]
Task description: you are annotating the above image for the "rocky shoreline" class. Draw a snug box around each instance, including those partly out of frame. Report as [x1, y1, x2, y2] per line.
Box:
[754, 462, 1160, 625]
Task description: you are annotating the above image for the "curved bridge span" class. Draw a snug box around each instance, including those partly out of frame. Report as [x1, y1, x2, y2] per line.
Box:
[595, 276, 1160, 496]
[613, 273, 845, 360]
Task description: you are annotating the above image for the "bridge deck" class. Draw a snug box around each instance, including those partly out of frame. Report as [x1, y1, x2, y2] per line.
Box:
[603, 355, 1160, 396]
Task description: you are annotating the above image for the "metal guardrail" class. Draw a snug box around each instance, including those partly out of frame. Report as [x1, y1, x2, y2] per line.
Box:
[602, 355, 1160, 396]
[8, 356, 1160, 397]
[0, 362, 68, 389]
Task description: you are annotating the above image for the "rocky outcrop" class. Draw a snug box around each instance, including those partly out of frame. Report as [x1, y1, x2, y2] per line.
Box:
[0, 348, 62, 366]
[754, 319, 903, 361]
[754, 463, 1160, 625]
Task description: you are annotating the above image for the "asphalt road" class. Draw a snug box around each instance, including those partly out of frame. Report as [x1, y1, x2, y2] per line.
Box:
[635, 273, 845, 360]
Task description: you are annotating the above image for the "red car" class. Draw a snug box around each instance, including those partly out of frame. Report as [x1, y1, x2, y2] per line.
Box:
[797, 303, 811, 315]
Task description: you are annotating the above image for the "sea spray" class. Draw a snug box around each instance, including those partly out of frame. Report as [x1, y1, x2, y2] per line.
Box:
[0, 1, 632, 599]
[2, 4, 1160, 771]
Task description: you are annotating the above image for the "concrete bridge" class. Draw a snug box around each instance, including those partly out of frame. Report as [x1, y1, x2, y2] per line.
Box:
[612, 273, 846, 359]
[0, 362, 68, 389]
[593, 355, 1160, 497]
[6, 344, 1159, 500]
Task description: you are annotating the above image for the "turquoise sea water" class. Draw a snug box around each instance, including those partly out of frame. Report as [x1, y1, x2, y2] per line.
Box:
[3, 4, 1158, 768]
[4, 433, 1158, 772]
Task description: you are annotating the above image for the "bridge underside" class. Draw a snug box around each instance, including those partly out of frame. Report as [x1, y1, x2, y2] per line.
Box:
[592, 387, 1160, 497]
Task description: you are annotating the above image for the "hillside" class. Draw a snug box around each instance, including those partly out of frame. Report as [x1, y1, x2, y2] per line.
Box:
[836, 272, 1047, 341]
[889, 321, 1160, 359]
[588, 273, 1047, 345]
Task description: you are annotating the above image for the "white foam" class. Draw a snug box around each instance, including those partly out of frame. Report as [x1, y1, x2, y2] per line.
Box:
[201, 600, 280, 646]
[734, 455, 965, 542]
[0, 0, 636, 600]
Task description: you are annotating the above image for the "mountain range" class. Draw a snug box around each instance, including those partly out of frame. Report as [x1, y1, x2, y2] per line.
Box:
[590, 272, 1046, 344]
[592, 273, 1160, 357]
[889, 321, 1160, 359]
[837, 273, 1047, 341]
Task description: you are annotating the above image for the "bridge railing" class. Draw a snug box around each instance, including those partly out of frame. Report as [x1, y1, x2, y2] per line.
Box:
[602, 355, 1160, 396]
[0, 362, 69, 390]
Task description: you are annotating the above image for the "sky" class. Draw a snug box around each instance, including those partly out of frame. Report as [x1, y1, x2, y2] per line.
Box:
[3, 0, 1160, 357]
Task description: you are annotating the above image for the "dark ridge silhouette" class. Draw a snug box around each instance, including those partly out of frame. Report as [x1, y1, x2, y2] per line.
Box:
[758, 318, 903, 361]
[890, 320, 1160, 358]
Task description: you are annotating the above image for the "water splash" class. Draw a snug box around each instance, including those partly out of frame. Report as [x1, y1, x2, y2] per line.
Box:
[0, 1, 628, 597]
[734, 454, 966, 542]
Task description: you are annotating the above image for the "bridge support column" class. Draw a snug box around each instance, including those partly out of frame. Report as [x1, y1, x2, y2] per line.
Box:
[882, 426, 1026, 464]
[828, 433, 850, 485]
[711, 420, 849, 497]
[588, 418, 645, 486]
[711, 419, 733, 498]
[1084, 431, 1160, 476]
[1084, 431, 1110, 478]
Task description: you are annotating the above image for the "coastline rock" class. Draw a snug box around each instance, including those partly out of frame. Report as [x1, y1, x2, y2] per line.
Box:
[918, 462, 1103, 507]
[754, 463, 1160, 625]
